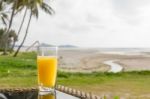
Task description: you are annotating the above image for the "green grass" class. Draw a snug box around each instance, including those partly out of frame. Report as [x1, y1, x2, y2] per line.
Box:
[0, 52, 37, 88]
[0, 52, 150, 98]
[57, 71, 150, 98]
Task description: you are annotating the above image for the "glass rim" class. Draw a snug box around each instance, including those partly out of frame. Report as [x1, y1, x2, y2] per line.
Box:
[37, 46, 58, 56]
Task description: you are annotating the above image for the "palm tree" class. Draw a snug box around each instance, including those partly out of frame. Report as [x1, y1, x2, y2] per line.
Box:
[0, 1, 8, 26]
[0, 28, 17, 52]
[0, 28, 6, 50]
[13, 0, 54, 57]
[3, 0, 26, 54]
[2, 0, 18, 54]
[10, 8, 28, 52]
[8, 29, 18, 51]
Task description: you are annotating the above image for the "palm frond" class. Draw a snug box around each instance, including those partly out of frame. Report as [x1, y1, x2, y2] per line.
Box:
[14, 6, 24, 15]
[1, 17, 7, 26]
[16, 0, 24, 9]
[1, 13, 8, 19]
[40, 2, 54, 15]
[0, 11, 8, 26]
[0, 1, 3, 11]
[31, 6, 39, 19]
[37, 0, 43, 5]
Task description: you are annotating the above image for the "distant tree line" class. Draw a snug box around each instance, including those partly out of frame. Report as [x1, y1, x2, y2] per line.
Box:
[0, 28, 17, 52]
[0, 0, 54, 57]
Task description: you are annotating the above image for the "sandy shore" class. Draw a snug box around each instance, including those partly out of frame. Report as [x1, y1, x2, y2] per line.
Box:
[58, 48, 150, 72]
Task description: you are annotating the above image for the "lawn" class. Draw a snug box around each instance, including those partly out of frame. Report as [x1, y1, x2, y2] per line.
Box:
[0, 52, 150, 98]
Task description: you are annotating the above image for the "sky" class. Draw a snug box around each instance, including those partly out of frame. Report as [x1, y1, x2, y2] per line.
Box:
[12, 0, 150, 47]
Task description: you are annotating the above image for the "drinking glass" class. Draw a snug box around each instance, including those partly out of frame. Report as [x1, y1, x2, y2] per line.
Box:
[37, 47, 58, 93]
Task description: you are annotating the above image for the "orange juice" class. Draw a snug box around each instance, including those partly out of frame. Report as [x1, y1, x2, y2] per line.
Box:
[37, 56, 57, 87]
[38, 94, 55, 99]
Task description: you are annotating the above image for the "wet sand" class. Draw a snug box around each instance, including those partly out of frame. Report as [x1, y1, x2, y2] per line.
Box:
[58, 48, 150, 72]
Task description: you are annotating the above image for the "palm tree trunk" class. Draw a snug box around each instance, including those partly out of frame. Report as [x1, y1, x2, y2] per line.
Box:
[11, 8, 27, 52]
[3, 2, 16, 55]
[13, 11, 32, 57]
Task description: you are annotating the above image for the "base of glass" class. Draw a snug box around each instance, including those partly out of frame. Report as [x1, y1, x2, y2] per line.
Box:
[39, 86, 56, 94]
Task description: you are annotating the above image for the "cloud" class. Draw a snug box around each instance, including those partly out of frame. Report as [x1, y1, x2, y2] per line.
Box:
[11, 0, 150, 47]
[111, 0, 150, 25]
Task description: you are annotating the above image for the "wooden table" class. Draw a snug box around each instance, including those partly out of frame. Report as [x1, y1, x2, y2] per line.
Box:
[0, 89, 80, 99]
[0, 85, 100, 99]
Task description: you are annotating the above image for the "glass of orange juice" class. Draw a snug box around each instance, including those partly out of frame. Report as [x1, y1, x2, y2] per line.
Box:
[37, 47, 58, 92]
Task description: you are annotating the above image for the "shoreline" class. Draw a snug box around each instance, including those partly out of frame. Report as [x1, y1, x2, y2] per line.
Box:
[58, 49, 150, 72]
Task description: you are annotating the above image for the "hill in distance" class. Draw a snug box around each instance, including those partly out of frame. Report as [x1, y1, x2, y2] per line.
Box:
[39, 43, 77, 48]
[39, 43, 54, 47]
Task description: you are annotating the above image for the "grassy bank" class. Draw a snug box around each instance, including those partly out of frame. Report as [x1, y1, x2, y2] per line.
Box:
[0, 52, 150, 98]
[58, 71, 150, 98]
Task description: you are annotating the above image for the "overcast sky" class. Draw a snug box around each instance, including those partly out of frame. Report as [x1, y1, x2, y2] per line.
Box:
[12, 0, 150, 48]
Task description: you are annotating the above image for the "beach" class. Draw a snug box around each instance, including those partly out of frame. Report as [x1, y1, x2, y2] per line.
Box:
[58, 48, 150, 72]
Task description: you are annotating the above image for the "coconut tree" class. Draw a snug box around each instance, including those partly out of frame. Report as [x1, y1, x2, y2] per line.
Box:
[3, 0, 26, 54]
[0, 1, 8, 26]
[0, 28, 17, 51]
[13, 0, 54, 57]
[3, 1, 17, 54]
[0, 28, 6, 50]
[10, 8, 27, 52]
[2, 0, 16, 54]
[8, 29, 18, 52]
